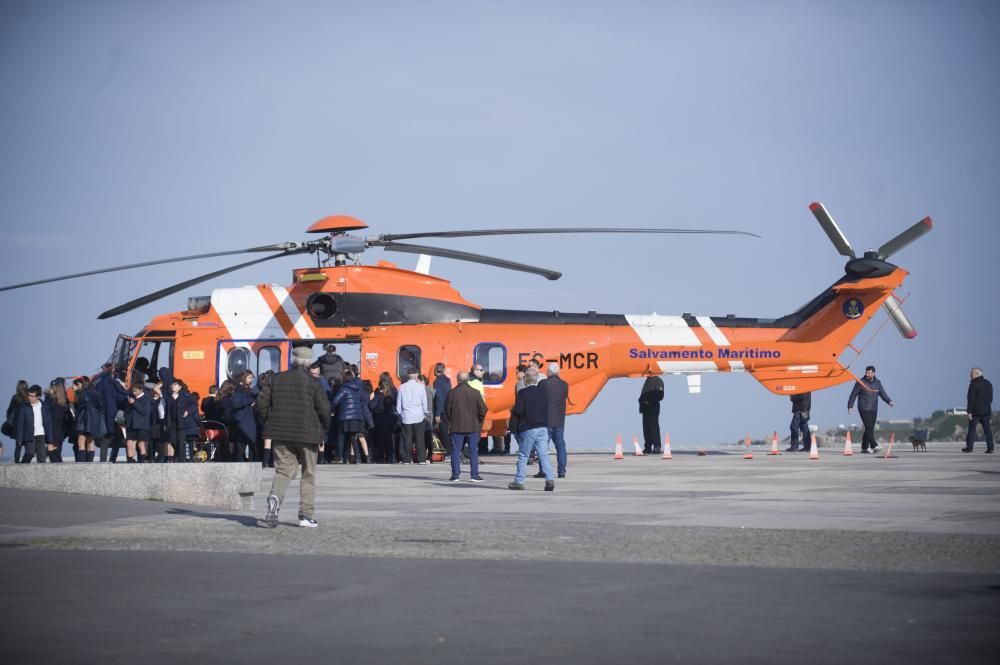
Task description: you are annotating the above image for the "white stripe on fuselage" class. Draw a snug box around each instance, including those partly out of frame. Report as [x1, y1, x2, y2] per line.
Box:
[625, 314, 701, 346]
[212, 287, 287, 340]
[271, 286, 315, 340]
[695, 316, 730, 346]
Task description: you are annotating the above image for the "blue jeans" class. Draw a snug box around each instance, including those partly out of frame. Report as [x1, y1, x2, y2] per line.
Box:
[790, 412, 810, 450]
[450, 432, 479, 479]
[515, 427, 553, 484]
[538, 426, 566, 476]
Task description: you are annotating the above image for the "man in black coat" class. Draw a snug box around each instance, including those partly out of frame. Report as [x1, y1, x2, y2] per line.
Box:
[444, 371, 487, 482]
[509, 368, 555, 491]
[535, 363, 569, 478]
[639, 369, 664, 454]
[963, 367, 994, 453]
[787, 392, 812, 452]
[258, 347, 332, 528]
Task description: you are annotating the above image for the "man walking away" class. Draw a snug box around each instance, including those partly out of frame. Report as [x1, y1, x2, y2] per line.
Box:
[536, 363, 569, 478]
[638, 369, 664, 454]
[259, 347, 331, 528]
[444, 371, 487, 482]
[509, 368, 554, 491]
[787, 391, 812, 452]
[396, 369, 428, 464]
[963, 367, 994, 453]
[847, 365, 893, 454]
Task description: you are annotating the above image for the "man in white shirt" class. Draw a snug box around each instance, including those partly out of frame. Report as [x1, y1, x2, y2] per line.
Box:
[396, 369, 429, 464]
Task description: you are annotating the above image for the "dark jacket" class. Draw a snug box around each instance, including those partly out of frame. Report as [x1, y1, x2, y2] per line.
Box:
[791, 392, 812, 414]
[255, 367, 331, 443]
[542, 375, 569, 428]
[445, 382, 487, 433]
[511, 384, 548, 432]
[371, 389, 399, 431]
[331, 378, 374, 429]
[94, 370, 128, 433]
[201, 395, 226, 423]
[74, 387, 107, 438]
[164, 390, 200, 438]
[45, 398, 71, 444]
[122, 392, 156, 432]
[639, 376, 664, 415]
[967, 376, 994, 416]
[230, 385, 257, 440]
[433, 374, 452, 418]
[848, 377, 891, 412]
[13, 400, 53, 444]
[317, 351, 345, 384]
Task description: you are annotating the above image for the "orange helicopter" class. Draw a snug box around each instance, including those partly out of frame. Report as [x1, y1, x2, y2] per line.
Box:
[0, 202, 931, 436]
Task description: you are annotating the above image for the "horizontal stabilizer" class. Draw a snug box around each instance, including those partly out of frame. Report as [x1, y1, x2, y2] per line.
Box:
[749, 362, 854, 395]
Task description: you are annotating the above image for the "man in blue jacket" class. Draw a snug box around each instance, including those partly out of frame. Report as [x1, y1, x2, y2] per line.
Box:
[432, 362, 452, 455]
[848, 366, 894, 454]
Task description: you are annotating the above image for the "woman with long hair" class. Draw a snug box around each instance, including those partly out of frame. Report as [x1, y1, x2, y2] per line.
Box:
[72, 376, 106, 462]
[45, 380, 70, 462]
[370, 375, 399, 463]
[5, 380, 29, 463]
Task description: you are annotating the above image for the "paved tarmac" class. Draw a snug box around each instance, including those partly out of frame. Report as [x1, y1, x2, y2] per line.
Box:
[1, 445, 998, 664]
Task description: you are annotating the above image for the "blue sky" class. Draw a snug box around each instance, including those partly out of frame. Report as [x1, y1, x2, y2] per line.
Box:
[1, 0, 997, 450]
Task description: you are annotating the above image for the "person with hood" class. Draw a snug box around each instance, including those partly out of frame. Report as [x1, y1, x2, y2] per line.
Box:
[963, 367, 994, 453]
[316, 344, 345, 385]
[847, 365, 894, 454]
[331, 368, 374, 463]
[13, 385, 53, 463]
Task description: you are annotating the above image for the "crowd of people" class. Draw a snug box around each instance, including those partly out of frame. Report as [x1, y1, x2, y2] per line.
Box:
[0, 346, 576, 474]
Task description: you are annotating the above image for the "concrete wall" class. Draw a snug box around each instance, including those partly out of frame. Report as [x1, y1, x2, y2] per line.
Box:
[0, 463, 262, 510]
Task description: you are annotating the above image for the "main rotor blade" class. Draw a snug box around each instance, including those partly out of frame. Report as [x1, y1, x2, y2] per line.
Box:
[378, 241, 562, 280]
[809, 202, 855, 258]
[0, 243, 298, 293]
[97, 248, 308, 319]
[374, 227, 761, 242]
[877, 216, 933, 260]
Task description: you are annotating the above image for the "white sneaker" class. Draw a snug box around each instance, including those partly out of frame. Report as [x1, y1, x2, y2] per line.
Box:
[872, 445, 883, 454]
[298, 516, 318, 528]
[420, 460, 431, 465]
[264, 495, 279, 528]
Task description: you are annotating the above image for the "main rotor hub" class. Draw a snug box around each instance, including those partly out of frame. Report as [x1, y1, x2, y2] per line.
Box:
[306, 215, 369, 234]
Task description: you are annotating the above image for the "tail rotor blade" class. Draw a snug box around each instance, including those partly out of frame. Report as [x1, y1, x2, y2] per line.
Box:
[883, 294, 917, 339]
[809, 202, 856, 258]
[877, 217, 933, 260]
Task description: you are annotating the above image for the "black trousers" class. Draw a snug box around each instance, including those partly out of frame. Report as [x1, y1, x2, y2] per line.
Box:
[642, 412, 661, 453]
[966, 414, 994, 450]
[399, 421, 425, 463]
[860, 410, 878, 450]
[21, 435, 47, 463]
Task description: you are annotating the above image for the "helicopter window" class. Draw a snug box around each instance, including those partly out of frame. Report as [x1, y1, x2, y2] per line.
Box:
[258, 346, 281, 375]
[132, 339, 174, 385]
[227, 347, 251, 380]
[306, 293, 338, 320]
[474, 343, 507, 384]
[396, 345, 421, 380]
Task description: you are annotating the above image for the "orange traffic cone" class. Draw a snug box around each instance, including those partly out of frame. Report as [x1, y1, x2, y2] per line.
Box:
[884, 432, 896, 459]
[662, 433, 673, 459]
[633, 436, 645, 456]
[809, 433, 819, 460]
[768, 431, 781, 455]
[743, 434, 753, 459]
[613, 434, 624, 460]
[843, 431, 854, 456]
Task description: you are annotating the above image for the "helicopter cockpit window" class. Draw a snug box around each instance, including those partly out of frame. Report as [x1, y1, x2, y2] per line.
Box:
[473, 343, 507, 384]
[132, 339, 174, 386]
[227, 347, 251, 380]
[396, 345, 421, 380]
[258, 346, 280, 375]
